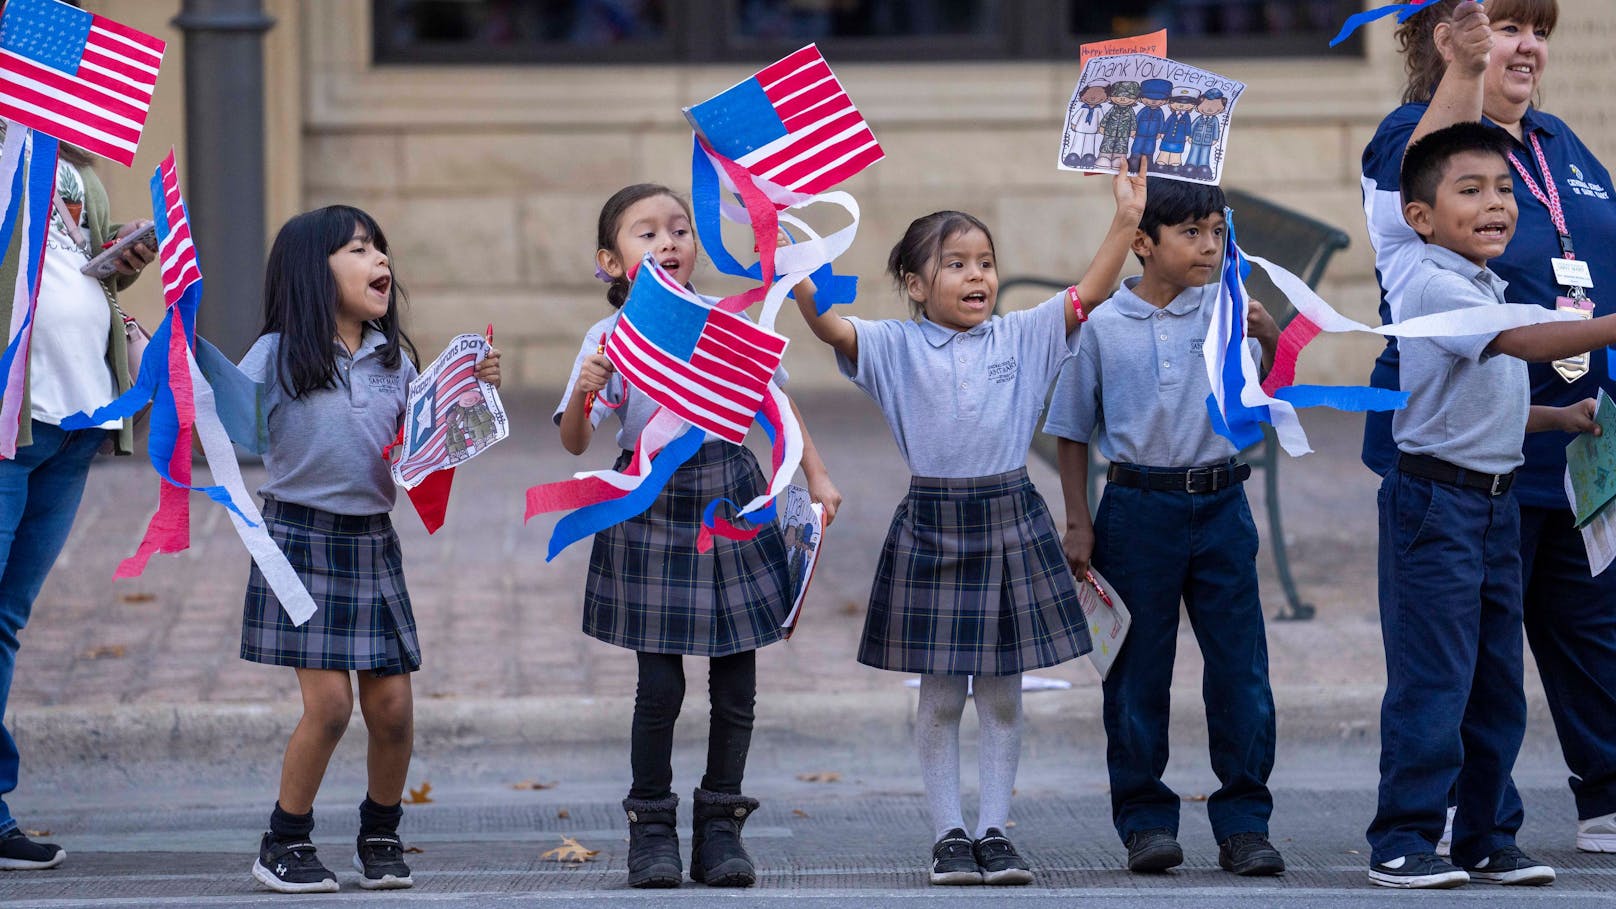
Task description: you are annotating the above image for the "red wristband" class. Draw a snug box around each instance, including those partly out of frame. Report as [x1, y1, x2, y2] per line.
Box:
[1067, 285, 1087, 323]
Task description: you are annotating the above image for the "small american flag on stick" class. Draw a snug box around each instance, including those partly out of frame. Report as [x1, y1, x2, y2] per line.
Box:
[0, 0, 164, 166]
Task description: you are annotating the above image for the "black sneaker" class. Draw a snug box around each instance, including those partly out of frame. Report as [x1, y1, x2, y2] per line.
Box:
[251, 832, 338, 893]
[1465, 845, 1555, 886]
[1368, 852, 1469, 889]
[1125, 828, 1183, 873]
[973, 828, 1032, 885]
[0, 828, 65, 870]
[353, 832, 414, 890]
[930, 828, 981, 885]
[1218, 832, 1285, 876]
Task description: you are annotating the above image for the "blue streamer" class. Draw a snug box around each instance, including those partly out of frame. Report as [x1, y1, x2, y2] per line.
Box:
[546, 425, 707, 561]
[1330, 1, 1458, 47]
[1274, 384, 1409, 412]
[700, 407, 782, 530]
[0, 132, 57, 425]
[689, 135, 858, 312]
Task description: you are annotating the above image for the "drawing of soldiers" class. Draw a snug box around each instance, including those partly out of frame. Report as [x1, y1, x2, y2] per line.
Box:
[1187, 89, 1227, 181]
[1129, 78, 1172, 172]
[1065, 82, 1111, 168]
[1098, 81, 1140, 171]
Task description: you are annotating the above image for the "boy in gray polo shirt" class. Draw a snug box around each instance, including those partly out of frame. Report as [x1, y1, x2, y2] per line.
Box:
[1367, 123, 1616, 889]
[1044, 178, 1284, 878]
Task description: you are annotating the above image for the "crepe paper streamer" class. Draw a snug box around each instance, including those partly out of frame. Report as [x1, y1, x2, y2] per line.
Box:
[0, 125, 55, 458]
[543, 423, 707, 561]
[1330, 0, 1459, 47]
[380, 424, 456, 535]
[186, 344, 316, 625]
[696, 391, 792, 553]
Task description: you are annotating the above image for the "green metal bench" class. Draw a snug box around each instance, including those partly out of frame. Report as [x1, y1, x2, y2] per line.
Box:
[1007, 186, 1350, 621]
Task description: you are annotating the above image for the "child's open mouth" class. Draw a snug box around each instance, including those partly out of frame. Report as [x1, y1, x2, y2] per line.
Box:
[659, 257, 682, 273]
[1475, 222, 1509, 239]
[369, 275, 391, 297]
[963, 291, 988, 307]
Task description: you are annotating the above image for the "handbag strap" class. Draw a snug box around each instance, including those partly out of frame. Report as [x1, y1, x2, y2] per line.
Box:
[51, 189, 91, 255]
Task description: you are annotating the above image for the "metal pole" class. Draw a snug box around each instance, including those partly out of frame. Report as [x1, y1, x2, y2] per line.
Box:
[172, 0, 275, 360]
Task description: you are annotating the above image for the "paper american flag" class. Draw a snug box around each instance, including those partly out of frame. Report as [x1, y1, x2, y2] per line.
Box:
[152, 150, 199, 306]
[0, 0, 164, 166]
[395, 346, 485, 489]
[606, 254, 787, 445]
[685, 44, 882, 197]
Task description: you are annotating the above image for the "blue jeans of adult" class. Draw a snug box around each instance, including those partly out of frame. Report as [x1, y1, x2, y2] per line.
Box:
[1093, 480, 1276, 844]
[1368, 469, 1526, 866]
[0, 420, 105, 835]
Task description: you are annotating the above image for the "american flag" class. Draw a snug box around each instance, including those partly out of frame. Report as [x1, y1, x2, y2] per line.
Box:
[0, 0, 164, 166]
[685, 44, 882, 197]
[151, 150, 199, 307]
[394, 350, 481, 488]
[605, 254, 788, 444]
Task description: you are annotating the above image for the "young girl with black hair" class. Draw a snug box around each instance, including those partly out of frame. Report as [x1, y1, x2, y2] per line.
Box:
[557, 183, 840, 889]
[239, 205, 500, 893]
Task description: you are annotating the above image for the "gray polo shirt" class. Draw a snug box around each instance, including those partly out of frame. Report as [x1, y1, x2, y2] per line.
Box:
[240, 329, 415, 516]
[837, 293, 1077, 478]
[1043, 276, 1251, 468]
[1392, 243, 1529, 475]
[555, 308, 787, 450]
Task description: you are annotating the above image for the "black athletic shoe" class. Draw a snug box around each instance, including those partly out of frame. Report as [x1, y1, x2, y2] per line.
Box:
[930, 828, 981, 885]
[0, 828, 65, 870]
[973, 828, 1032, 885]
[1125, 828, 1183, 873]
[1465, 845, 1555, 886]
[1218, 832, 1285, 876]
[1368, 852, 1469, 889]
[251, 832, 338, 893]
[352, 832, 414, 890]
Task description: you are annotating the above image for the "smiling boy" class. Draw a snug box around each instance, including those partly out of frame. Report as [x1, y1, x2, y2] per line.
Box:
[1045, 178, 1284, 879]
[1367, 123, 1616, 890]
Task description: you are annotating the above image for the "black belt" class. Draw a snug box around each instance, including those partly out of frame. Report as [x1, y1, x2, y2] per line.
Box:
[1106, 461, 1250, 494]
[1397, 453, 1515, 496]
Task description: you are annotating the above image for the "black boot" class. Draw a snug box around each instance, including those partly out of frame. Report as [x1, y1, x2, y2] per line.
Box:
[623, 794, 681, 888]
[689, 788, 759, 887]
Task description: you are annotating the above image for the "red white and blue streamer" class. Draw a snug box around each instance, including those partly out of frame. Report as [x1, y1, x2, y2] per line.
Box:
[0, 122, 57, 458]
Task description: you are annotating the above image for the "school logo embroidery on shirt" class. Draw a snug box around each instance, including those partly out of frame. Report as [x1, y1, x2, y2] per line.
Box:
[987, 358, 1018, 384]
[1189, 338, 1205, 353]
[367, 373, 403, 392]
[1568, 164, 1610, 200]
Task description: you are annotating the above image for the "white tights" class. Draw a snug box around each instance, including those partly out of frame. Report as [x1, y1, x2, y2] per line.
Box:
[915, 673, 1023, 840]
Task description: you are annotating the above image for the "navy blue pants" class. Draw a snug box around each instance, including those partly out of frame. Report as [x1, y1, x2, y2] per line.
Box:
[1519, 505, 1616, 820]
[1093, 482, 1275, 844]
[1369, 469, 1526, 865]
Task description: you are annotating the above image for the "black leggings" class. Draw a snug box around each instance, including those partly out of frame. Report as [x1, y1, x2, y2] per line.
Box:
[629, 650, 757, 801]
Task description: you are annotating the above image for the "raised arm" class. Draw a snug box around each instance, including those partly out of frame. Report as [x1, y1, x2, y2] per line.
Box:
[1067, 160, 1148, 333]
[1489, 313, 1616, 364]
[794, 273, 860, 366]
[1408, 0, 1492, 147]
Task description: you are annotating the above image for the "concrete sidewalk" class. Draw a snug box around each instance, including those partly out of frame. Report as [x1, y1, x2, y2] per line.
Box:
[7, 390, 1552, 766]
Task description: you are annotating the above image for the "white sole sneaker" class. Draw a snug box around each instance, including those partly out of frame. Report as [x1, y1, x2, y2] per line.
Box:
[982, 866, 1033, 885]
[352, 853, 414, 890]
[929, 869, 983, 885]
[0, 848, 65, 871]
[1577, 812, 1616, 853]
[1469, 864, 1555, 886]
[251, 858, 339, 893]
[1368, 867, 1469, 889]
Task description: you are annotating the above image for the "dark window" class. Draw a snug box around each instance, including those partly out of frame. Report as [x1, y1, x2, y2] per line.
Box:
[374, 0, 1363, 64]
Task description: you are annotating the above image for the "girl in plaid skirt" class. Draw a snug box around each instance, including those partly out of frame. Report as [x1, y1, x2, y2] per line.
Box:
[556, 184, 841, 889]
[237, 206, 501, 894]
[794, 164, 1147, 885]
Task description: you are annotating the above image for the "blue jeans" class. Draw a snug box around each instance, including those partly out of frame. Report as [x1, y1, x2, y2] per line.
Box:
[0, 420, 105, 834]
[1092, 482, 1276, 844]
[1368, 469, 1526, 865]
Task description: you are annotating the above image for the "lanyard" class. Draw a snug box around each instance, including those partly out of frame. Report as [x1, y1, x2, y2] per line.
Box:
[1507, 132, 1573, 260]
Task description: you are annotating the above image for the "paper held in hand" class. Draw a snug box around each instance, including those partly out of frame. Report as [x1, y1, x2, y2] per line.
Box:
[1078, 567, 1131, 680]
[779, 484, 825, 639]
[1565, 389, 1616, 575]
[392, 333, 508, 490]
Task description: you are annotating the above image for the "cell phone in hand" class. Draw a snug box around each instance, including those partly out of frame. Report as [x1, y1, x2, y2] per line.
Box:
[79, 223, 156, 280]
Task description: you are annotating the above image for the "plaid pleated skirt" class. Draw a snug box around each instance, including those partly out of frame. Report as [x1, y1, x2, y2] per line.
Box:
[584, 442, 791, 657]
[858, 468, 1092, 676]
[241, 499, 421, 676]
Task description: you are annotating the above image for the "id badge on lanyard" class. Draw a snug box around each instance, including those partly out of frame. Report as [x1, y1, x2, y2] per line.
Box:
[1510, 134, 1594, 383]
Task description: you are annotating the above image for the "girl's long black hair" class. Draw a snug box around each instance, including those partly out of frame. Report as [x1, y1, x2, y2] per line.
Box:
[260, 205, 416, 398]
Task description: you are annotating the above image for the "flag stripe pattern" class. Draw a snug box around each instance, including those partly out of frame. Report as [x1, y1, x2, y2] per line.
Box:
[0, 0, 164, 166]
[604, 254, 787, 444]
[394, 350, 479, 487]
[0, 124, 56, 457]
[685, 44, 882, 197]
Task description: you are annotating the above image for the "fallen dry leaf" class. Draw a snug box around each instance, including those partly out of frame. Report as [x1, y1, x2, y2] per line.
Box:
[81, 644, 126, 660]
[1346, 849, 1361, 855]
[511, 780, 556, 791]
[792, 808, 810, 818]
[541, 836, 598, 864]
[1182, 793, 1209, 802]
[840, 599, 860, 615]
[403, 845, 425, 854]
[796, 771, 841, 783]
[1005, 820, 1017, 828]
[556, 808, 571, 820]
[403, 782, 433, 804]
[118, 592, 155, 604]
[22, 829, 50, 838]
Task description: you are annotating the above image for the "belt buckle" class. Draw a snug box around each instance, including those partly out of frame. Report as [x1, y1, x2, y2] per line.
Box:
[1491, 473, 1507, 496]
[1185, 467, 1212, 494]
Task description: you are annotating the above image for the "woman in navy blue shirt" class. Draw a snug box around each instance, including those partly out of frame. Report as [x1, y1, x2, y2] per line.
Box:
[1361, 0, 1616, 855]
